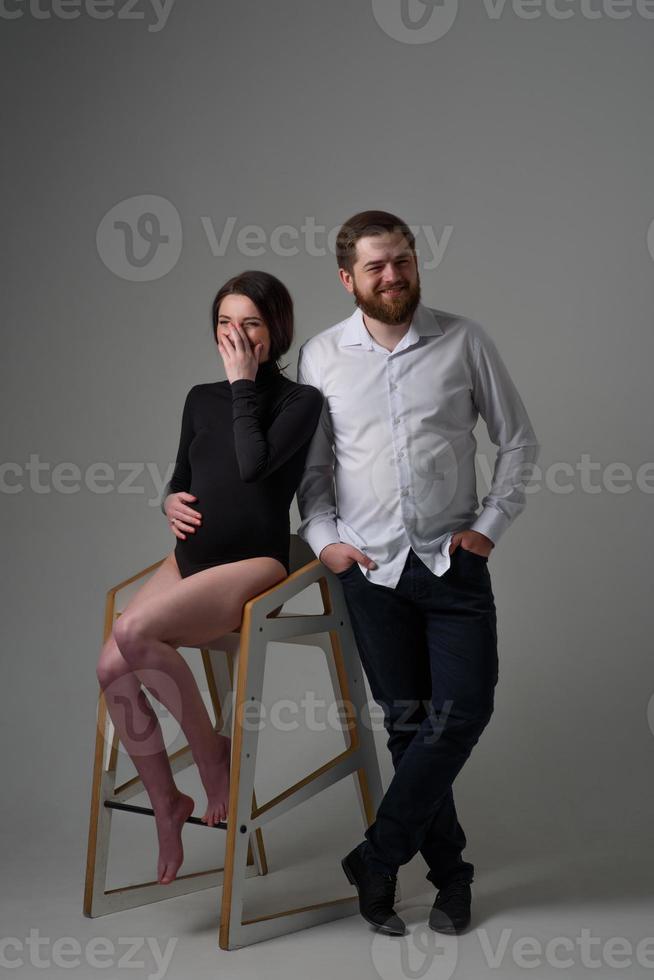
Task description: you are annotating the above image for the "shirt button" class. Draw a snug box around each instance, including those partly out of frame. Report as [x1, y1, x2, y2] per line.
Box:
[393, 417, 399, 426]
[401, 488, 409, 497]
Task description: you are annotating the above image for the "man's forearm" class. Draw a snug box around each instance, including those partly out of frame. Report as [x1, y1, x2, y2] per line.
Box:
[297, 513, 341, 560]
[469, 321, 541, 545]
[469, 441, 540, 544]
[295, 347, 342, 559]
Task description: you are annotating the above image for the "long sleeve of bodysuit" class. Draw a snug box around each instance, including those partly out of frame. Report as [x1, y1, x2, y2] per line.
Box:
[160, 386, 195, 514]
[230, 379, 324, 482]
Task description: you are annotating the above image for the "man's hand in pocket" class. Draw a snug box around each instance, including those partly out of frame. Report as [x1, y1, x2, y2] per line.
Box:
[319, 543, 377, 574]
[449, 530, 494, 558]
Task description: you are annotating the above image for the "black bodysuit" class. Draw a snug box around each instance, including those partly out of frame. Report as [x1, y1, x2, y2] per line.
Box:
[163, 359, 323, 578]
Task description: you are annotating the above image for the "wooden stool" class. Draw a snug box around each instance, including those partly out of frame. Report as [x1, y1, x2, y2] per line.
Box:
[83, 535, 389, 949]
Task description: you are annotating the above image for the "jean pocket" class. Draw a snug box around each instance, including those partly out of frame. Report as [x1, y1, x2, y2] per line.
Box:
[454, 548, 490, 588]
[458, 546, 488, 563]
[335, 562, 357, 578]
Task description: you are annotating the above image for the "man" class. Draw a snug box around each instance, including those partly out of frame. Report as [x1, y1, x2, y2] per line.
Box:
[296, 210, 540, 937]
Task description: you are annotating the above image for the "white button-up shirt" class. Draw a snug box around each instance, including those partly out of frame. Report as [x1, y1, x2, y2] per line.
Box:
[296, 302, 540, 589]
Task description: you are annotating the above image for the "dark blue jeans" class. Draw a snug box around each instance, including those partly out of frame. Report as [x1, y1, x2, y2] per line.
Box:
[336, 545, 498, 888]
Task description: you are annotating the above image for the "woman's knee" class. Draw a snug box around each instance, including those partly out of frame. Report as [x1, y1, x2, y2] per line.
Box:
[111, 613, 149, 666]
[96, 635, 130, 687]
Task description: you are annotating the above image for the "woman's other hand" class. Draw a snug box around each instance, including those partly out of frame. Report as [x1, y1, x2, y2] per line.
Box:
[218, 322, 264, 383]
[163, 491, 202, 540]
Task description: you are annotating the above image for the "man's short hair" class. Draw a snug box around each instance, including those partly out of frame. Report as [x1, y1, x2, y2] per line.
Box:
[335, 210, 416, 274]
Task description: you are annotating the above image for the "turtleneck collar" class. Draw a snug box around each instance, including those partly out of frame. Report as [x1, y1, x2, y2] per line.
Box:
[255, 358, 282, 388]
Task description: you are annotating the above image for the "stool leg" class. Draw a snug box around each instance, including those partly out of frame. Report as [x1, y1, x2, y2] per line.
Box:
[84, 590, 121, 916]
[201, 646, 268, 877]
[84, 690, 108, 915]
[206, 560, 390, 947]
[297, 579, 386, 835]
[330, 623, 385, 830]
[219, 618, 268, 949]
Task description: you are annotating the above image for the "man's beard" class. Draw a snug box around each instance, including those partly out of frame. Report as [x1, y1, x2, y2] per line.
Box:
[353, 274, 421, 326]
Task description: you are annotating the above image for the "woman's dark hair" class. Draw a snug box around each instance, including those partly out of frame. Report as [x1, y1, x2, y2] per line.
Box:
[211, 270, 294, 369]
[336, 210, 416, 275]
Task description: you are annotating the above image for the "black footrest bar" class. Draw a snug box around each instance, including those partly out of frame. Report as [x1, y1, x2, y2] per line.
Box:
[104, 799, 225, 828]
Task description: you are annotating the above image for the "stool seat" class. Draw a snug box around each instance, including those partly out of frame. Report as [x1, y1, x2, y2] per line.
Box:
[83, 535, 387, 949]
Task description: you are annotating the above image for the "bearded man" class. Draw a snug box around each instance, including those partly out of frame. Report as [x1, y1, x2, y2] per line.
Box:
[296, 209, 540, 937]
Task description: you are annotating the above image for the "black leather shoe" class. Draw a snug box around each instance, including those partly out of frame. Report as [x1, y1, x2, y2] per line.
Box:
[428, 879, 472, 934]
[341, 843, 406, 936]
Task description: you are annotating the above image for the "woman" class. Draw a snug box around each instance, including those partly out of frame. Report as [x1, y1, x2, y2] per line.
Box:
[96, 271, 324, 886]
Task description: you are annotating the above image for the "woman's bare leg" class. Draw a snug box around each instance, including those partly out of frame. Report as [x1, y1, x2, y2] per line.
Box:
[98, 655, 195, 884]
[96, 551, 195, 884]
[109, 555, 287, 868]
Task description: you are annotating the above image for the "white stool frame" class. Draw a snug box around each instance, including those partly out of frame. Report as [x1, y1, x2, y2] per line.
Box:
[83, 536, 389, 949]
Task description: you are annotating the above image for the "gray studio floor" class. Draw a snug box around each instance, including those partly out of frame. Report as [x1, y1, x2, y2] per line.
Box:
[5, 613, 652, 980]
[4, 804, 653, 980]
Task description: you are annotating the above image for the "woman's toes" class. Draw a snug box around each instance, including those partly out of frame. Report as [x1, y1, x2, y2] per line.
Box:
[158, 854, 180, 884]
[200, 809, 227, 826]
[159, 865, 174, 885]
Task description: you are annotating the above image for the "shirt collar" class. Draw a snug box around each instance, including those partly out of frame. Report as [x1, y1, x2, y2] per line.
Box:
[338, 301, 444, 351]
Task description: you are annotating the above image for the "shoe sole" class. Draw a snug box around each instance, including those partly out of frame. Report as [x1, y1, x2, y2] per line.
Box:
[341, 857, 406, 937]
[428, 916, 471, 935]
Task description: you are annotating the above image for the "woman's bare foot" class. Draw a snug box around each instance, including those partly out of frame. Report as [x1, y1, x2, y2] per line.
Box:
[196, 730, 231, 827]
[154, 792, 195, 884]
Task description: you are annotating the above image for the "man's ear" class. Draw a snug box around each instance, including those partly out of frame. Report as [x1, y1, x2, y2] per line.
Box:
[338, 267, 355, 294]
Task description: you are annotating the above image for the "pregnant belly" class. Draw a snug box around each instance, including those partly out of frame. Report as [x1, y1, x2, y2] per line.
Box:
[175, 508, 247, 563]
[175, 489, 284, 562]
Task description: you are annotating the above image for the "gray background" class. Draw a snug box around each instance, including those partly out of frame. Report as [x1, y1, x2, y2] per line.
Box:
[2, 1, 653, 976]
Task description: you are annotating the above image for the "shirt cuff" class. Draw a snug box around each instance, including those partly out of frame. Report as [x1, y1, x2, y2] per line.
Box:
[299, 520, 341, 560]
[469, 506, 511, 546]
[230, 378, 257, 394]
